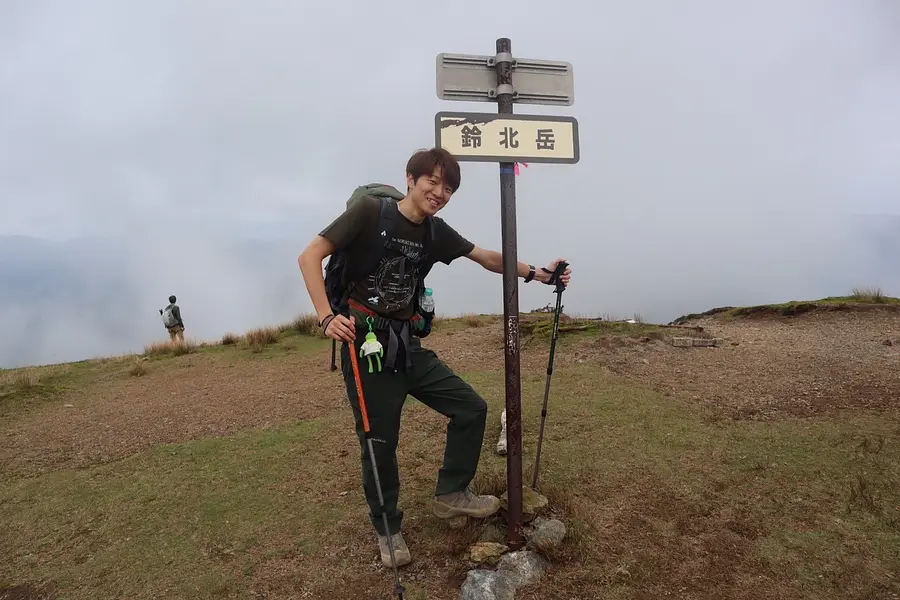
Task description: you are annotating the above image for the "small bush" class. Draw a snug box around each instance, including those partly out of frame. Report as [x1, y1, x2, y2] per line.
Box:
[129, 359, 147, 377]
[292, 313, 323, 337]
[463, 313, 484, 328]
[1, 365, 72, 398]
[1, 368, 43, 393]
[143, 339, 198, 358]
[244, 326, 280, 353]
[171, 339, 197, 356]
[143, 342, 172, 357]
[14, 369, 40, 390]
[851, 286, 886, 303]
[221, 332, 240, 345]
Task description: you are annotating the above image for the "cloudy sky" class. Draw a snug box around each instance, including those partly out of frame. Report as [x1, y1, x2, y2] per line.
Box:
[1, 0, 898, 366]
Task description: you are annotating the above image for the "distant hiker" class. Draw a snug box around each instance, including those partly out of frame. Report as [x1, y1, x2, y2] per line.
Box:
[159, 295, 185, 341]
[297, 147, 571, 569]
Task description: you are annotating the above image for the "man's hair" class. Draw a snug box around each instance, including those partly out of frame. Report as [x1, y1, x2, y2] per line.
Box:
[406, 147, 461, 192]
[169, 295, 177, 304]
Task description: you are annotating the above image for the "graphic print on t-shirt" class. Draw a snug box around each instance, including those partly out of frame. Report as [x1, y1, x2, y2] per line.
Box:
[364, 236, 425, 313]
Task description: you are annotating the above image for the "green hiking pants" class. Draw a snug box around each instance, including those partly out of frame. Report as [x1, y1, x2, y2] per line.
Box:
[340, 334, 488, 537]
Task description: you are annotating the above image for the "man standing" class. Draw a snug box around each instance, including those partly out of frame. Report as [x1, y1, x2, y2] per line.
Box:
[297, 147, 571, 568]
[159, 295, 185, 341]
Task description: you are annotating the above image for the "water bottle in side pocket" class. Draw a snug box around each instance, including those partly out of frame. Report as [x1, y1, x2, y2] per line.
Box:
[420, 287, 435, 314]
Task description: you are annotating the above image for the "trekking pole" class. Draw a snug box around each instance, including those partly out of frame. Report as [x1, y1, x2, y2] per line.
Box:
[531, 261, 568, 491]
[348, 341, 406, 600]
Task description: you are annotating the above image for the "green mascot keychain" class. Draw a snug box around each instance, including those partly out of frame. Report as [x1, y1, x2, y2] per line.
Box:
[359, 316, 384, 373]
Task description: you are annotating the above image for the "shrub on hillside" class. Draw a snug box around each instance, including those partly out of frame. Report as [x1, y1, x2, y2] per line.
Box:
[463, 313, 485, 328]
[221, 332, 240, 345]
[292, 313, 327, 338]
[852, 286, 886, 303]
[243, 326, 280, 353]
[2, 368, 40, 391]
[143, 339, 197, 358]
[129, 358, 147, 377]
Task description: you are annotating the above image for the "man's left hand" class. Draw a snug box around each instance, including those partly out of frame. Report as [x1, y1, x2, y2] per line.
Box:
[540, 258, 571, 287]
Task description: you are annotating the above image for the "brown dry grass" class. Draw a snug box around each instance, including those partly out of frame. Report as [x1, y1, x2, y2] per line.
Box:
[143, 339, 198, 357]
[1, 306, 899, 600]
[221, 332, 240, 345]
[243, 326, 280, 353]
[128, 358, 147, 378]
[291, 313, 322, 336]
[852, 286, 887, 303]
[8, 369, 40, 391]
[461, 313, 485, 328]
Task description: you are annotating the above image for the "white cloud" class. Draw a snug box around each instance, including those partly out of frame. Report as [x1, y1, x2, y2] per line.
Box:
[1, 0, 898, 365]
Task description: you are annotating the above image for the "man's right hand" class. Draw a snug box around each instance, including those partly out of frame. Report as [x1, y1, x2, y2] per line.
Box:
[323, 314, 356, 343]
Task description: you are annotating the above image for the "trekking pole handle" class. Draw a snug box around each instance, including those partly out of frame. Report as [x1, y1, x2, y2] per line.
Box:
[549, 261, 569, 293]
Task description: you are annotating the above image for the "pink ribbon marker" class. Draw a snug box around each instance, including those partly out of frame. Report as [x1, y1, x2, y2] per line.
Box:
[514, 162, 529, 176]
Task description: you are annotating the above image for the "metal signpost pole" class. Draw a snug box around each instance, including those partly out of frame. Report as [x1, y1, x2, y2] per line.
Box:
[434, 39, 577, 551]
[494, 37, 525, 550]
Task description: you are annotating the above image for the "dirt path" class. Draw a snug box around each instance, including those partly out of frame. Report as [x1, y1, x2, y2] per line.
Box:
[573, 308, 900, 419]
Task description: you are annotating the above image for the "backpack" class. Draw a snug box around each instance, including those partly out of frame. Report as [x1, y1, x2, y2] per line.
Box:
[161, 305, 178, 327]
[323, 183, 437, 370]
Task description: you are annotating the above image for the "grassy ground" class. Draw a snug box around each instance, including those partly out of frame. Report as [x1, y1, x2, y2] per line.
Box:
[671, 288, 900, 324]
[1, 312, 898, 599]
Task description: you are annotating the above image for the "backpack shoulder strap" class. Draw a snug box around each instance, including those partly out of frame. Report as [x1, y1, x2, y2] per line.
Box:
[344, 195, 399, 284]
[418, 215, 439, 280]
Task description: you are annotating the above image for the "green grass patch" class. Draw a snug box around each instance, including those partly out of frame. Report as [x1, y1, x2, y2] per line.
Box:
[520, 314, 686, 343]
[672, 290, 900, 324]
[0, 420, 338, 600]
[0, 359, 121, 417]
[452, 364, 900, 598]
[2, 356, 898, 599]
[431, 313, 499, 333]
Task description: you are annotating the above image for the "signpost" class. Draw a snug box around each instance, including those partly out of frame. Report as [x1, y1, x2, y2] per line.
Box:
[435, 112, 579, 164]
[435, 38, 578, 550]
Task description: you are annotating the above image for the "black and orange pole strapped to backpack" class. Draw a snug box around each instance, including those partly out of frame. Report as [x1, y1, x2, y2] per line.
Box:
[348, 342, 406, 599]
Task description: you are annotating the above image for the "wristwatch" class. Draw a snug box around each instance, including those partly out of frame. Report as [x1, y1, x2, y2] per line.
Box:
[524, 265, 536, 283]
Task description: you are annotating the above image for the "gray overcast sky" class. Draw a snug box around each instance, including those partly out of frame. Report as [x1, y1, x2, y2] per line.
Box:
[1, 0, 899, 364]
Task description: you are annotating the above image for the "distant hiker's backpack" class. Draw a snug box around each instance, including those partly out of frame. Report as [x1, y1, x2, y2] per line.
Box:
[323, 183, 438, 370]
[161, 305, 178, 327]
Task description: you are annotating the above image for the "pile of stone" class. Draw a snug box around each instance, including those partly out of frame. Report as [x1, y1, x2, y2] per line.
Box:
[458, 487, 568, 600]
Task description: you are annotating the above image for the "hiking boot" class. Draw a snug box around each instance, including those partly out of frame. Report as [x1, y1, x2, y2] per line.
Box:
[377, 532, 411, 568]
[433, 487, 502, 519]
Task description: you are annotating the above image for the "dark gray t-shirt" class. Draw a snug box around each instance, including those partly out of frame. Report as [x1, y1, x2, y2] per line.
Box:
[319, 196, 474, 320]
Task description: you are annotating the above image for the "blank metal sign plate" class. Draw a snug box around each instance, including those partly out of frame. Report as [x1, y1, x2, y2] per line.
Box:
[436, 53, 575, 106]
[435, 111, 579, 164]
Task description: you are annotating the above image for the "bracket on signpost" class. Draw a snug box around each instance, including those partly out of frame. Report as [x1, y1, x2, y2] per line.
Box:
[436, 51, 575, 106]
[435, 38, 578, 552]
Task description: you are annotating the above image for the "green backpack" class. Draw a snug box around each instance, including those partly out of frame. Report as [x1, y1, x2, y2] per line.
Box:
[322, 184, 437, 370]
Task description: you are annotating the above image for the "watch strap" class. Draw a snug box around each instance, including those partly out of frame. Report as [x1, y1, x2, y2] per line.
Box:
[524, 265, 536, 283]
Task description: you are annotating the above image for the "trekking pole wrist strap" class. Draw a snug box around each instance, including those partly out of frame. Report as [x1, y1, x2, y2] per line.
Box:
[319, 314, 335, 329]
[542, 261, 569, 291]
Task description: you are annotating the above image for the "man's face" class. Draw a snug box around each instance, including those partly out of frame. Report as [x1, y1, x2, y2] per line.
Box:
[407, 167, 454, 217]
